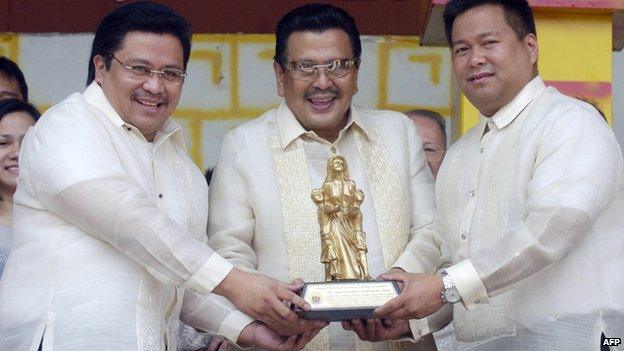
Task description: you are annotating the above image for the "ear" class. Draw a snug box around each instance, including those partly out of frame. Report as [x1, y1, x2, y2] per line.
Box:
[93, 55, 106, 84]
[524, 33, 538, 66]
[273, 62, 286, 97]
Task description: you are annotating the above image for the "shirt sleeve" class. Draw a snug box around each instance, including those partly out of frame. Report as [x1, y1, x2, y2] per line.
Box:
[393, 220, 450, 275]
[392, 118, 445, 274]
[19, 105, 232, 295]
[181, 290, 254, 346]
[207, 131, 258, 271]
[404, 302, 453, 341]
[446, 107, 623, 309]
[405, 118, 437, 243]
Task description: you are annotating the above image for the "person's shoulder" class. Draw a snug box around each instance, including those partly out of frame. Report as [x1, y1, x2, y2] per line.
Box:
[228, 108, 276, 137]
[538, 87, 601, 122]
[353, 105, 416, 142]
[528, 87, 613, 144]
[219, 108, 278, 153]
[354, 105, 411, 127]
[31, 91, 99, 134]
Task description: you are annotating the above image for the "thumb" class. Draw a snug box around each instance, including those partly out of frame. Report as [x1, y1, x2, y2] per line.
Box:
[290, 277, 305, 287]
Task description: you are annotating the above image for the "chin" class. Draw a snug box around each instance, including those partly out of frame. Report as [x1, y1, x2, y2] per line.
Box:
[0, 181, 17, 192]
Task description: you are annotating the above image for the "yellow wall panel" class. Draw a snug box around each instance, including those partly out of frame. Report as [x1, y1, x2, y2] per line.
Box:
[537, 13, 611, 82]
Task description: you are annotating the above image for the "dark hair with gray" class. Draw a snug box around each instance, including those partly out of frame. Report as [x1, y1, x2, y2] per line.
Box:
[274, 3, 361, 68]
[404, 109, 446, 143]
[86, 1, 192, 85]
[443, 0, 536, 45]
[0, 98, 40, 122]
[0, 57, 28, 101]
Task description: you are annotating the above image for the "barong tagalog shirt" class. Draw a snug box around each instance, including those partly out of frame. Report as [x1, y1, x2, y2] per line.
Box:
[208, 102, 436, 351]
[0, 83, 252, 351]
[395, 77, 624, 349]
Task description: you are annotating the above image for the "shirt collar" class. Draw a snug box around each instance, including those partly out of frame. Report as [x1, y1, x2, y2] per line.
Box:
[276, 101, 372, 149]
[82, 82, 185, 149]
[479, 76, 546, 131]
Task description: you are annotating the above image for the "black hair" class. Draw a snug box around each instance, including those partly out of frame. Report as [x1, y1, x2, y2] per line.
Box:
[274, 3, 361, 67]
[0, 98, 40, 122]
[0, 57, 28, 101]
[443, 0, 536, 45]
[86, 1, 192, 85]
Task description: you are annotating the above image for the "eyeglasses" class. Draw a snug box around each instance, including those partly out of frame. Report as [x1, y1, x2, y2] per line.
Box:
[285, 58, 359, 81]
[423, 143, 445, 164]
[110, 54, 187, 85]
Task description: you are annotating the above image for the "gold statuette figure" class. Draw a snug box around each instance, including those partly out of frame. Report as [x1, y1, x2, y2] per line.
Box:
[312, 154, 372, 281]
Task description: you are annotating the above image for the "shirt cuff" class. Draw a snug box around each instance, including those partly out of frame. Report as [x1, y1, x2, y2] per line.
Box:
[184, 254, 234, 294]
[445, 259, 488, 310]
[217, 310, 255, 347]
[396, 318, 430, 342]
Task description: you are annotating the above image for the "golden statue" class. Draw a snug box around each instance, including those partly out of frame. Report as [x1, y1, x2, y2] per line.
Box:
[312, 154, 372, 281]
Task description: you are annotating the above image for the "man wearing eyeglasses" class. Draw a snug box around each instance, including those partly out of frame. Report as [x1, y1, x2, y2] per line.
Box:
[404, 110, 447, 179]
[371, 0, 624, 349]
[0, 2, 321, 351]
[208, 3, 437, 350]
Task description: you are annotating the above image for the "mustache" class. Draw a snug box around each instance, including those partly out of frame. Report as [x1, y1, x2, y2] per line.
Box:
[304, 87, 341, 99]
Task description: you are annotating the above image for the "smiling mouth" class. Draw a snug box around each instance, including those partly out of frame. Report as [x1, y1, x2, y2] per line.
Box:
[134, 97, 165, 111]
[307, 96, 337, 111]
[5, 165, 18, 175]
[468, 72, 494, 83]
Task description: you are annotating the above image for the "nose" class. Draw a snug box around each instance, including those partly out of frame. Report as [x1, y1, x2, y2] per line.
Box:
[312, 69, 334, 90]
[142, 73, 165, 94]
[9, 141, 20, 160]
[468, 48, 486, 67]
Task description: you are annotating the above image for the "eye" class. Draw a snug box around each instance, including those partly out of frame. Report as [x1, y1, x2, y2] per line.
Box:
[0, 141, 9, 148]
[162, 69, 184, 79]
[128, 65, 151, 75]
[326, 60, 341, 71]
[483, 40, 498, 46]
[297, 62, 317, 71]
[453, 46, 468, 56]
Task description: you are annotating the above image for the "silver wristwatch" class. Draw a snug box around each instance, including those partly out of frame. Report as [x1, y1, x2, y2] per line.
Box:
[439, 269, 461, 304]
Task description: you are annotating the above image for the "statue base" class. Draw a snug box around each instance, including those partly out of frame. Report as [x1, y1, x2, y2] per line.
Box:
[295, 280, 400, 321]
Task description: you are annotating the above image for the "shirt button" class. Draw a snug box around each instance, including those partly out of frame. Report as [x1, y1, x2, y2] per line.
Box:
[158, 194, 163, 199]
[461, 233, 466, 239]
[480, 147, 485, 154]
[330, 146, 337, 154]
[474, 298, 480, 304]
[469, 190, 475, 197]
[416, 329, 422, 336]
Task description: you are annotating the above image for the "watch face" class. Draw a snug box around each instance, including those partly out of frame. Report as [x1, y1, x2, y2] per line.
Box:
[443, 289, 461, 303]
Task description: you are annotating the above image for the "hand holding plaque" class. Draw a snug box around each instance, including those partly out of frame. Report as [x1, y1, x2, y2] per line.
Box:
[297, 154, 399, 321]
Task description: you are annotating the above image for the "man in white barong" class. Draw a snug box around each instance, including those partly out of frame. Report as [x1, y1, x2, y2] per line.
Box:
[372, 0, 624, 349]
[208, 3, 439, 350]
[0, 2, 318, 350]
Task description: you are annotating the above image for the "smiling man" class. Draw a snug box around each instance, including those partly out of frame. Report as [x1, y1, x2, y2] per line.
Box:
[207, 3, 437, 350]
[373, 0, 624, 349]
[0, 2, 317, 351]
